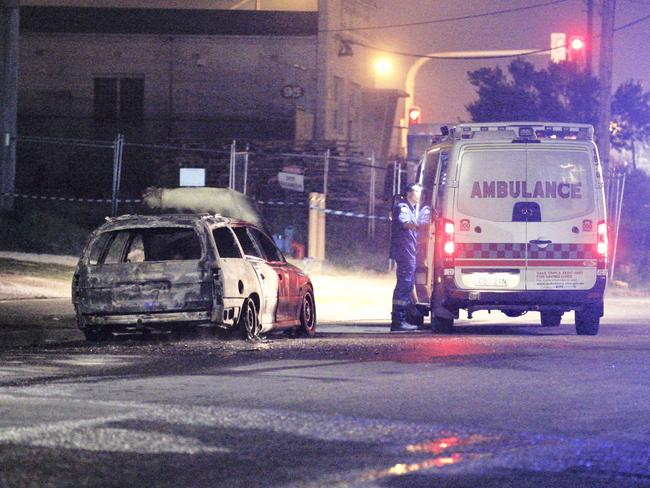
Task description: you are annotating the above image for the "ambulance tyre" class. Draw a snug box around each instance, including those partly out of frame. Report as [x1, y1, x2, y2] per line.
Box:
[540, 311, 563, 327]
[432, 315, 454, 334]
[575, 308, 600, 336]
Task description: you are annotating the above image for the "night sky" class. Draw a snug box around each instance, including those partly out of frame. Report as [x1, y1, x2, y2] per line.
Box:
[372, 0, 650, 124]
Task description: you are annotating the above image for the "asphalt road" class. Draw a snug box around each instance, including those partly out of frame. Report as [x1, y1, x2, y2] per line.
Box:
[0, 297, 649, 487]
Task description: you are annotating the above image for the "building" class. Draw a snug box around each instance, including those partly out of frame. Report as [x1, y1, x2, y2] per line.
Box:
[17, 0, 406, 158]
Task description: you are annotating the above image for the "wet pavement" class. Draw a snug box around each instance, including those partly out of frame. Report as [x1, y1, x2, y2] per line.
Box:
[0, 298, 649, 487]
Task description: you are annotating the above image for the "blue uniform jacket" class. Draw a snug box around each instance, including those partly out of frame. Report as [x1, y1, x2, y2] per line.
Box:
[389, 198, 417, 262]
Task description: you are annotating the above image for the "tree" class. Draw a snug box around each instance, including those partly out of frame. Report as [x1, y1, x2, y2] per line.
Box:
[611, 80, 650, 170]
[466, 59, 599, 125]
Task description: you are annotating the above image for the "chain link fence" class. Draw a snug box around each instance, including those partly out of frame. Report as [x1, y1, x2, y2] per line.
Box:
[7, 134, 418, 269]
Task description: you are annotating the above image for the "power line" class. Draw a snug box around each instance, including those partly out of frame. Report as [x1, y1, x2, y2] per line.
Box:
[319, 0, 572, 33]
[613, 12, 650, 30]
[344, 10, 650, 61]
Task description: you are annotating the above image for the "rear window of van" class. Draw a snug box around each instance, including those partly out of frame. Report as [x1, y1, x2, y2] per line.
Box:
[457, 148, 594, 222]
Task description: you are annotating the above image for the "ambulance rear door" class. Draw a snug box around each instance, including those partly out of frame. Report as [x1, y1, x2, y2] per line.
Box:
[454, 145, 527, 291]
[524, 145, 599, 291]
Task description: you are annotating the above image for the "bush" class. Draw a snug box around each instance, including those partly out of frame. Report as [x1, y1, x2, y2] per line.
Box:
[0, 210, 91, 255]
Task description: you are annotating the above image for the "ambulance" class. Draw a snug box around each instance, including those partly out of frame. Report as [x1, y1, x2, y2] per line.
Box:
[414, 122, 608, 335]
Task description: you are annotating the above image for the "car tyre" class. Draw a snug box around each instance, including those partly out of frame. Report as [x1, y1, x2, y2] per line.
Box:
[297, 291, 316, 337]
[82, 328, 109, 342]
[541, 311, 563, 327]
[239, 298, 262, 341]
[432, 315, 454, 334]
[575, 308, 600, 336]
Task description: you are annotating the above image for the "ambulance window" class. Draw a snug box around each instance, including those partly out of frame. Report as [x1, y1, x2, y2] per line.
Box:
[419, 151, 439, 209]
[436, 151, 449, 213]
[526, 149, 594, 221]
[457, 149, 527, 222]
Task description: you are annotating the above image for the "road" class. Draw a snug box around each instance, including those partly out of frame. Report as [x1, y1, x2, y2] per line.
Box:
[0, 297, 649, 487]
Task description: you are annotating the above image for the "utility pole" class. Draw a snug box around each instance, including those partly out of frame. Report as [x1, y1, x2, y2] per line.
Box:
[0, 0, 19, 213]
[586, 0, 594, 73]
[597, 0, 616, 176]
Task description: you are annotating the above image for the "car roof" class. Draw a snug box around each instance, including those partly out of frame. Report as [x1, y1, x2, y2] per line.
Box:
[97, 213, 257, 232]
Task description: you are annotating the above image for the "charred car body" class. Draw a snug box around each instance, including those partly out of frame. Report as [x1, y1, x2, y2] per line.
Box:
[72, 213, 316, 340]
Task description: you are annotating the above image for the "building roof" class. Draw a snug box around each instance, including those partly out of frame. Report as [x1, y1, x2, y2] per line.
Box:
[20, 6, 318, 36]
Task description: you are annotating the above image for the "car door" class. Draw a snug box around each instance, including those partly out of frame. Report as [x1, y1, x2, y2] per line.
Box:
[232, 226, 279, 327]
[248, 227, 294, 324]
[524, 145, 599, 291]
[415, 148, 441, 303]
[84, 226, 210, 314]
[211, 226, 259, 320]
[453, 146, 528, 291]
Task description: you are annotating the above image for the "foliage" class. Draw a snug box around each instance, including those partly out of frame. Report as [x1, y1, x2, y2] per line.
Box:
[0, 211, 90, 255]
[466, 59, 599, 124]
[611, 80, 650, 168]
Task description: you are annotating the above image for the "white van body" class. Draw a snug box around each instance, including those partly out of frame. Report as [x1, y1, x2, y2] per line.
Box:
[415, 122, 607, 335]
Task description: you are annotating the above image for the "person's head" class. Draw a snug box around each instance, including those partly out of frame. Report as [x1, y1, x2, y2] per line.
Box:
[405, 183, 421, 205]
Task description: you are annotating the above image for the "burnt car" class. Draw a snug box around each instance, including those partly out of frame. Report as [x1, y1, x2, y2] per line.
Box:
[72, 213, 316, 341]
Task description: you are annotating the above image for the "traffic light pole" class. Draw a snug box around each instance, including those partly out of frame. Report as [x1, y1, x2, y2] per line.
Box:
[0, 0, 19, 213]
[597, 0, 616, 176]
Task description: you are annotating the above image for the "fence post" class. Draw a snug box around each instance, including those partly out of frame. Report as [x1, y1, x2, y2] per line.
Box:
[111, 133, 124, 216]
[323, 148, 330, 197]
[308, 192, 319, 259]
[317, 192, 326, 261]
[243, 143, 250, 195]
[611, 171, 626, 281]
[229, 140, 236, 190]
[368, 152, 376, 239]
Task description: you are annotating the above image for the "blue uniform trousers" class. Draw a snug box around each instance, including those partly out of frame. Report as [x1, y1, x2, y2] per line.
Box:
[391, 256, 415, 324]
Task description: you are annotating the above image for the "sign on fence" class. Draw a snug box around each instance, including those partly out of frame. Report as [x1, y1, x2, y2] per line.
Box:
[278, 166, 304, 192]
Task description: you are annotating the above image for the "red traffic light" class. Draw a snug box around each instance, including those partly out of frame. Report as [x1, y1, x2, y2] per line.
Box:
[568, 36, 586, 64]
[570, 36, 585, 50]
[408, 106, 422, 125]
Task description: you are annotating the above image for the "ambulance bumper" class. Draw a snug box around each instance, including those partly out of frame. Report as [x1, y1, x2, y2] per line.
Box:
[442, 276, 606, 313]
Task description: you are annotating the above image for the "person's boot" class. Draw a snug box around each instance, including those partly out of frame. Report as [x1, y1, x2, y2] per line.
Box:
[390, 321, 419, 332]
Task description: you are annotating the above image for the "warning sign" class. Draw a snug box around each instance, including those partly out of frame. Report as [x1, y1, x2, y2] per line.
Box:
[534, 269, 587, 289]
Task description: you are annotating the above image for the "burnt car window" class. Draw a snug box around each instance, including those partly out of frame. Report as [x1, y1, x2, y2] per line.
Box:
[88, 232, 112, 265]
[125, 234, 145, 263]
[212, 227, 242, 259]
[103, 231, 130, 264]
[250, 228, 285, 263]
[139, 228, 202, 261]
[232, 227, 262, 258]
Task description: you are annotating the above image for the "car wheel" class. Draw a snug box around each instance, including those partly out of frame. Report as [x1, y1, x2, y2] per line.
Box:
[541, 311, 563, 327]
[575, 308, 600, 336]
[432, 315, 454, 334]
[239, 298, 262, 341]
[82, 328, 109, 342]
[298, 291, 316, 337]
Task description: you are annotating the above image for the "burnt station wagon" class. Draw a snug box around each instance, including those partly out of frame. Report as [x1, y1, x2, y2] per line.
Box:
[72, 213, 316, 341]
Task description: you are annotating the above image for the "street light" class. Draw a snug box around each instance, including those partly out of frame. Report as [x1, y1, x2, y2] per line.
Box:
[374, 57, 393, 77]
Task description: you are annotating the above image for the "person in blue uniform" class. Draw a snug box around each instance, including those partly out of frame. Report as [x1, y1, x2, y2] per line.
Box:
[390, 183, 423, 332]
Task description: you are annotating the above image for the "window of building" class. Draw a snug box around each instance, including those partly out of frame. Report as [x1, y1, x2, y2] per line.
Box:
[333, 76, 345, 134]
[94, 77, 144, 121]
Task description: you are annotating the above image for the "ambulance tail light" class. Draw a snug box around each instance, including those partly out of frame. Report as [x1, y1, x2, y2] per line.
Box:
[597, 220, 608, 266]
[442, 219, 455, 262]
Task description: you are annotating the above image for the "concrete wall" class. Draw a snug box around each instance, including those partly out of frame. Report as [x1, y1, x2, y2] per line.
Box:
[19, 32, 318, 141]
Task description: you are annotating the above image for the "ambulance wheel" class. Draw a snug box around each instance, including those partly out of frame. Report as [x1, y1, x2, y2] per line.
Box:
[432, 315, 454, 334]
[540, 311, 563, 327]
[575, 308, 600, 336]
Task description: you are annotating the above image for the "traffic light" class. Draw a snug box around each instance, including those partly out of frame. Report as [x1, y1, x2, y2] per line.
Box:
[568, 35, 586, 64]
[408, 106, 421, 125]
